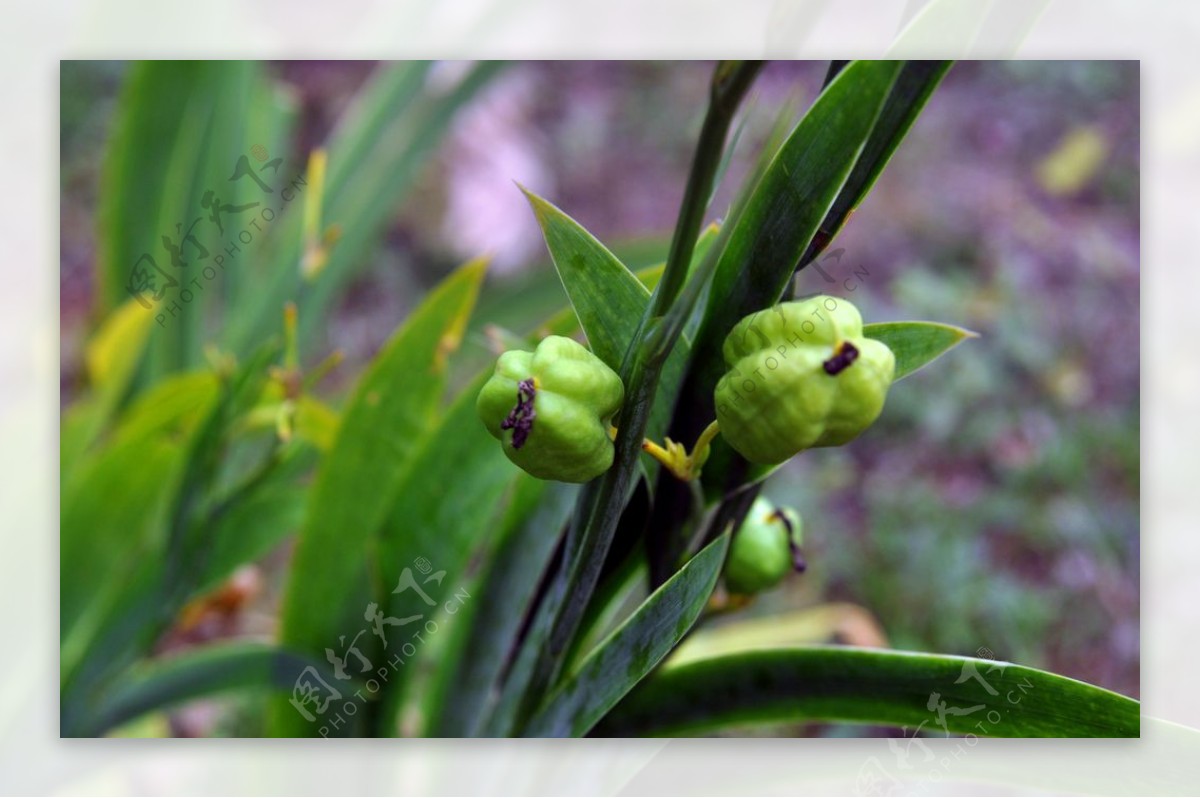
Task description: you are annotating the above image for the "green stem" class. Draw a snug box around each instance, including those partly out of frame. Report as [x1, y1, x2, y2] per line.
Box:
[689, 420, 722, 469]
[650, 61, 764, 319]
[508, 61, 762, 733]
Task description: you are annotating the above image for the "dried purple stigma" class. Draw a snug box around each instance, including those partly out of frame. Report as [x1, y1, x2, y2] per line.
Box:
[771, 508, 807, 573]
[789, 538, 807, 573]
[822, 341, 860, 375]
[500, 378, 537, 449]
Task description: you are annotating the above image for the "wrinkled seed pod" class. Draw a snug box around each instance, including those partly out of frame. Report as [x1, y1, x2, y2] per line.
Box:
[477, 335, 624, 483]
[714, 296, 895, 465]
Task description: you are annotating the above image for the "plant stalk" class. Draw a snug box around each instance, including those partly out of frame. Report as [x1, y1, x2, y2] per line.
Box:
[507, 60, 763, 734]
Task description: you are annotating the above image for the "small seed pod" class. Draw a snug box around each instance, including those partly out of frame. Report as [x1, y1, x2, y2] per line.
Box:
[724, 497, 805, 595]
[714, 296, 895, 465]
[477, 335, 624, 483]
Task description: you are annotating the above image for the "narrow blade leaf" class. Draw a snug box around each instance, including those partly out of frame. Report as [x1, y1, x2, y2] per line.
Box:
[668, 60, 904, 506]
[798, 61, 952, 266]
[597, 647, 1140, 738]
[63, 345, 279, 715]
[691, 60, 905, 399]
[369, 371, 523, 735]
[522, 534, 730, 737]
[522, 188, 651, 372]
[431, 479, 579, 737]
[72, 643, 328, 737]
[271, 259, 486, 735]
[521, 190, 711, 459]
[226, 62, 505, 357]
[98, 61, 275, 381]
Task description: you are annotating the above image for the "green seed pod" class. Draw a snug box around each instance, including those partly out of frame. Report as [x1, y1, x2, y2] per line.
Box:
[714, 295, 895, 465]
[724, 497, 804, 595]
[477, 335, 624, 483]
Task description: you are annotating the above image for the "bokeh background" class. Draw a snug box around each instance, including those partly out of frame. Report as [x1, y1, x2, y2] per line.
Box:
[60, 60, 1140, 728]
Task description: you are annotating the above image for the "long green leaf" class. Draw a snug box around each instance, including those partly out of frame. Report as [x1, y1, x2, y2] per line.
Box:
[72, 643, 328, 737]
[522, 534, 730, 737]
[197, 482, 307, 596]
[271, 259, 485, 735]
[565, 545, 650, 673]
[224, 77, 300, 309]
[522, 189, 702, 449]
[863, 320, 978, 381]
[60, 433, 184, 652]
[597, 647, 1140, 737]
[225, 62, 506, 357]
[161, 345, 282, 605]
[481, 216, 694, 730]
[98, 61, 279, 382]
[108, 371, 220, 444]
[220, 62, 428, 354]
[431, 479, 579, 737]
[61, 371, 220, 661]
[796, 61, 951, 269]
[467, 236, 672, 340]
[96, 61, 200, 316]
[370, 371, 520, 736]
[523, 189, 652, 372]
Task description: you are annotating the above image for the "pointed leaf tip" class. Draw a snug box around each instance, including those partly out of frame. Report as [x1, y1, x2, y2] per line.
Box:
[863, 320, 978, 381]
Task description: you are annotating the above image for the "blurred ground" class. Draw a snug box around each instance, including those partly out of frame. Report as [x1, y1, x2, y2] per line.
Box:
[60, 60, 1140, 705]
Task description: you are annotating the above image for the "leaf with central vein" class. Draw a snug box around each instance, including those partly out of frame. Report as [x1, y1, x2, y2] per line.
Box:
[521, 533, 730, 737]
[489, 205, 714, 732]
[648, 61, 906, 583]
[512, 65, 760, 726]
[522, 191, 713, 448]
[596, 647, 1140, 738]
[62, 370, 220, 650]
[270, 258, 485, 736]
[523, 188, 649, 372]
